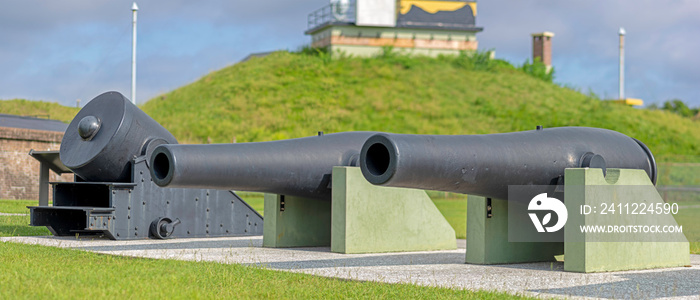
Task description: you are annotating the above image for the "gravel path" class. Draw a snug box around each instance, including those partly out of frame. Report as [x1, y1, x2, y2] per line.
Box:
[2, 236, 698, 299]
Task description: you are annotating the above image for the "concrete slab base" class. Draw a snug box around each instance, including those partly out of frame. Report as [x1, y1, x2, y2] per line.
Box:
[3, 236, 698, 299]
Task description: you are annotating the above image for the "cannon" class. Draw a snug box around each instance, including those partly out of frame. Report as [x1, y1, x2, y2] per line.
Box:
[359, 127, 656, 199]
[149, 132, 378, 200]
[358, 129, 692, 272]
[59, 92, 177, 183]
[148, 132, 469, 254]
[29, 91, 263, 239]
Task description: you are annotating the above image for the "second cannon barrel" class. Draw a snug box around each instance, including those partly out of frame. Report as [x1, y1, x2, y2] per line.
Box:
[150, 132, 378, 200]
[359, 127, 657, 200]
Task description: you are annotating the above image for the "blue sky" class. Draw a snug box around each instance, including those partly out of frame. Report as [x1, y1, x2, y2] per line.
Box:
[1, 0, 698, 107]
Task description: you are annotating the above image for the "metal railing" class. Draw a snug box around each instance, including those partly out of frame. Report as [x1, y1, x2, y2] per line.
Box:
[307, 0, 356, 29]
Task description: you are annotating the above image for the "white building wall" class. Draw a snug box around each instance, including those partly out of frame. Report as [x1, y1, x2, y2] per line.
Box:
[356, 0, 396, 27]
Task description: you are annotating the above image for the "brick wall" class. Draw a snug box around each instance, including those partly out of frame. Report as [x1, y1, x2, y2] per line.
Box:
[0, 127, 73, 201]
[532, 35, 552, 66]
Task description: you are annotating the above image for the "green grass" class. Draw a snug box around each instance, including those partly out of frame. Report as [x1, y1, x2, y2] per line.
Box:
[0, 215, 50, 237]
[0, 200, 51, 237]
[0, 199, 42, 214]
[138, 51, 700, 162]
[657, 163, 700, 186]
[237, 193, 265, 215]
[0, 99, 78, 123]
[429, 192, 468, 239]
[0, 242, 526, 299]
[673, 200, 700, 252]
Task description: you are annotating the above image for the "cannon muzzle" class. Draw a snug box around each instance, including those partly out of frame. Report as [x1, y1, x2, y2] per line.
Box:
[150, 132, 378, 200]
[360, 127, 656, 199]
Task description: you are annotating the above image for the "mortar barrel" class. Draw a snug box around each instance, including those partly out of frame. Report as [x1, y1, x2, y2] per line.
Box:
[60, 91, 177, 182]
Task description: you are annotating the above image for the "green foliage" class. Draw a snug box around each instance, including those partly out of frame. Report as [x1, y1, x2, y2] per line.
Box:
[139, 51, 700, 162]
[297, 45, 329, 56]
[296, 46, 333, 64]
[520, 57, 554, 82]
[648, 99, 699, 119]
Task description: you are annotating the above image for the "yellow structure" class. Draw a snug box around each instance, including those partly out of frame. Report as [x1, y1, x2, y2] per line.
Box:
[399, 0, 477, 15]
[611, 98, 644, 106]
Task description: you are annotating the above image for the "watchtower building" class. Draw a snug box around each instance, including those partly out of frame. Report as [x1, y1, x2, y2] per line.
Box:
[306, 0, 483, 57]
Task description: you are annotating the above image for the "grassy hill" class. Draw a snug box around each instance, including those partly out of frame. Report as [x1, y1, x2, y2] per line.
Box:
[1, 51, 698, 162]
[140, 51, 699, 162]
[0, 99, 78, 123]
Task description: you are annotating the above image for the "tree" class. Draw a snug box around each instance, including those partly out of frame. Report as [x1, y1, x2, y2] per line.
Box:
[661, 99, 698, 118]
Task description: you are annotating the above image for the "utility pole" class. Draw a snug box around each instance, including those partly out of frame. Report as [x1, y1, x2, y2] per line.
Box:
[131, 2, 139, 104]
[618, 27, 625, 100]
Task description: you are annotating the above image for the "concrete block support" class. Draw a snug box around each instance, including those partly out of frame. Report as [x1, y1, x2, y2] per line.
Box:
[331, 166, 456, 254]
[263, 167, 456, 253]
[564, 168, 690, 272]
[262, 194, 331, 248]
[466, 196, 563, 264]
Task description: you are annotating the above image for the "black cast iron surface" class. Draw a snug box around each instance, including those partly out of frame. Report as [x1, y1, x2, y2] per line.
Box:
[360, 127, 657, 200]
[31, 91, 262, 240]
[150, 132, 379, 200]
[151, 132, 376, 200]
[60, 91, 177, 183]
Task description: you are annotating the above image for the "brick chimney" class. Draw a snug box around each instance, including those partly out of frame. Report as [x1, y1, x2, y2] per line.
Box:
[532, 32, 554, 71]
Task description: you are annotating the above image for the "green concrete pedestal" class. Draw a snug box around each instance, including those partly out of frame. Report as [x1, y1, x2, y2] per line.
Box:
[465, 168, 689, 272]
[262, 194, 331, 247]
[466, 196, 564, 264]
[564, 168, 690, 273]
[262, 167, 456, 253]
[331, 167, 456, 254]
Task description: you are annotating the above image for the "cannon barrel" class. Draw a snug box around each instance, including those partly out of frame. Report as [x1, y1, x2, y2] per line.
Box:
[60, 91, 178, 182]
[360, 127, 656, 200]
[150, 132, 378, 200]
